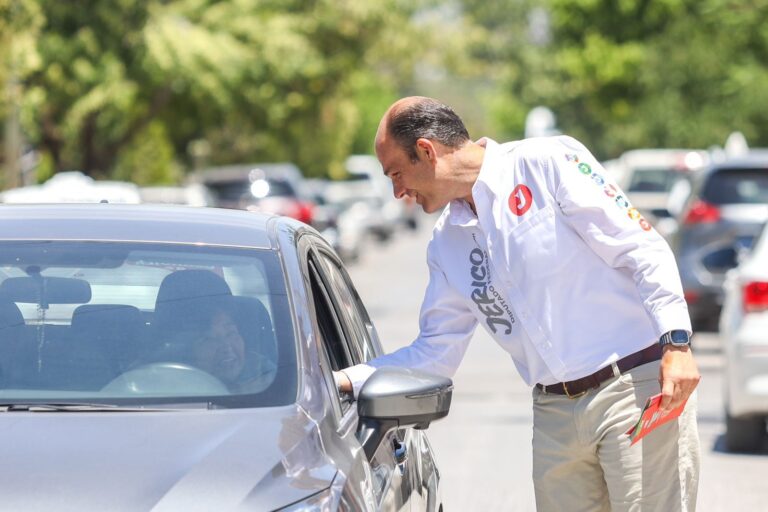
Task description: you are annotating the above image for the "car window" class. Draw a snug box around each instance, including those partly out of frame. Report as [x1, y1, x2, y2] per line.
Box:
[307, 253, 357, 413]
[627, 168, 681, 193]
[0, 241, 297, 408]
[315, 252, 378, 362]
[702, 168, 768, 204]
[308, 257, 354, 371]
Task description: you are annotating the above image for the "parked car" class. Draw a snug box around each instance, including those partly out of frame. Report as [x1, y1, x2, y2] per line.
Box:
[0, 204, 450, 511]
[303, 178, 371, 264]
[139, 184, 215, 207]
[194, 163, 316, 225]
[614, 149, 708, 240]
[719, 222, 768, 451]
[672, 151, 768, 330]
[344, 155, 419, 235]
[0, 171, 142, 204]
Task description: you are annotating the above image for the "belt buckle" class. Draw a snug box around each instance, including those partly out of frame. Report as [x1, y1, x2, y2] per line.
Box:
[562, 381, 587, 399]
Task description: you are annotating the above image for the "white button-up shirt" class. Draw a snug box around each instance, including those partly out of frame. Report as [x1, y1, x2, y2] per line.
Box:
[343, 136, 691, 396]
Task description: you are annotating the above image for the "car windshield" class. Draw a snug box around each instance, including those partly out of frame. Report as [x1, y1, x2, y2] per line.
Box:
[0, 241, 297, 408]
[627, 168, 682, 193]
[701, 168, 768, 205]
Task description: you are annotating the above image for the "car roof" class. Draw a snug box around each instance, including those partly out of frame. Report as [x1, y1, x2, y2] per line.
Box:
[710, 149, 768, 170]
[619, 148, 708, 170]
[0, 204, 281, 248]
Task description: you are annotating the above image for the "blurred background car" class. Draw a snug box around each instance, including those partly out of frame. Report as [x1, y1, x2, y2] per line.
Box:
[719, 221, 768, 451]
[615, 149, 708, 240]
[672, 150, 768, 331]
[302, 178, 370, 264]
[0, 171, 142, 204]
[138, 183, 215, 207]
[344, 155, 420, 234]
[194, 162, 316, 225]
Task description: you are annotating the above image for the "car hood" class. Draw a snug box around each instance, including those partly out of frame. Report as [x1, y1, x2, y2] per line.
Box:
[0, 405, 337, 512]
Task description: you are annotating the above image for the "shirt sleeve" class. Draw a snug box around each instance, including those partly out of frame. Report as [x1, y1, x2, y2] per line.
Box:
[547, 136, 692, 337]
[342, 242, 478, 397]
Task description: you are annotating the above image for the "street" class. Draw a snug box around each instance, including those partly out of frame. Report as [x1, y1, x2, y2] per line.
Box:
[348, 215, 768, 511]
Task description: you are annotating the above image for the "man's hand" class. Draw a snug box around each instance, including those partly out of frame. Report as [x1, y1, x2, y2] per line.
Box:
[658, 345, 700, 413]
[333, 371, 353, 394]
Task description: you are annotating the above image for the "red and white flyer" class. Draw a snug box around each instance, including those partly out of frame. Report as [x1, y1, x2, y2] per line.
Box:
[626, 393, 687, 446]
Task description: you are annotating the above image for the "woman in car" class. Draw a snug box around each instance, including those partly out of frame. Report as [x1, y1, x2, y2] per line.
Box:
[167, 298, 277, 393]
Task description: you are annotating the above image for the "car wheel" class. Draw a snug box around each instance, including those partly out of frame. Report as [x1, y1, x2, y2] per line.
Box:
[725, 412, 765, 452]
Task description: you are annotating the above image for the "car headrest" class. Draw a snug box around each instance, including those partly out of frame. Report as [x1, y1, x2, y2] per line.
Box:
[71, 304, 143, 335]
[0, 300, 24, 331]
[153, 270, 233, 333]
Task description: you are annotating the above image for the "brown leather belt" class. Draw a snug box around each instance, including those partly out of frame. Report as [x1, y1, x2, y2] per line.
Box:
[535, 344, 662, 398]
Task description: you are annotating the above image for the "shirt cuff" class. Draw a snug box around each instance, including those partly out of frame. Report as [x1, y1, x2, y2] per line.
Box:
[340, 363, 377, 398]
[652, 304, 693, 338]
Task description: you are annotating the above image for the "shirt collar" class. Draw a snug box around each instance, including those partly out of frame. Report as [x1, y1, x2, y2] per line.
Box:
[446, 199, 477, 227]
[445, 137, 500, 227]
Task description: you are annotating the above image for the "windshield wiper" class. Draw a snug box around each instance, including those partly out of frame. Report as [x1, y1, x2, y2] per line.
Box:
[0, 403, 175, 412]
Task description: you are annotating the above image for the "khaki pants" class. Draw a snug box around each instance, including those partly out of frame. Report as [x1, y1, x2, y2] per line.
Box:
[532, 360, 700, 511]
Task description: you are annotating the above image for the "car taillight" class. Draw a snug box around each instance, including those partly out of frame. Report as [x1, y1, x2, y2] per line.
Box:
[683, 200, 720, 225]
[297, 201, 314, 225]
[743, 281, 768, 313]
[684, 290, 699, 304]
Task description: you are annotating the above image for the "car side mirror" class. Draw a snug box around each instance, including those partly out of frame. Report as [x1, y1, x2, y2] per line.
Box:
[355, 367, 452, 460]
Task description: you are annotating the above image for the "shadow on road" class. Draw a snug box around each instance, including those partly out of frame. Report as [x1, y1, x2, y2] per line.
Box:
[711, 433, 768, 455]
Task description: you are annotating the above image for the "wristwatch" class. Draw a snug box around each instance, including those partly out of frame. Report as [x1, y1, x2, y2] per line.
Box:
[659, 329, 691, 348]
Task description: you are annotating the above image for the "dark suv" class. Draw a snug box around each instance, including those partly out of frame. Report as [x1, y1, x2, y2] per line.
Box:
[195, 163, 316, 225]
[672, 151, 768, 330]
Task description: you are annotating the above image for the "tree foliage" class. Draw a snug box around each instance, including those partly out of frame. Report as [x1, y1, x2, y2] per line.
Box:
[6, 0, 766, 182]
[3, 0, 426, 182]
[460, 0, 768, 159]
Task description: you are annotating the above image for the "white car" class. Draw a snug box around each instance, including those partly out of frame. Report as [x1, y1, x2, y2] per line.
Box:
[719, 222, 768, 451]
[0, 171, 142, 204]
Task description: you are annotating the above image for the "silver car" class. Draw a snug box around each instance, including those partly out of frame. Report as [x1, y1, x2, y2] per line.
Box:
[0, 204, 450, 511]
[672, 152, 768, 330]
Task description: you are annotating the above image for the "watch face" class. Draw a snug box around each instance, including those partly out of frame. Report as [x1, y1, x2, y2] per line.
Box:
[670, 330, 690, 345]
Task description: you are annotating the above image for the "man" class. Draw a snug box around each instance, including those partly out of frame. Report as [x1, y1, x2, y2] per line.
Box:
[336, 97, 700, 511]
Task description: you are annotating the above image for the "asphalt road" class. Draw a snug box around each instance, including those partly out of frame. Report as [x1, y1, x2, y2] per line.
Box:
[348, 215, 768, 511]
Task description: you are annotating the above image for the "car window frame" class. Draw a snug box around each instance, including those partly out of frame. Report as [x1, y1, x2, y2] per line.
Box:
[299, 234, 363, 419]
[314, 250, 381, 362]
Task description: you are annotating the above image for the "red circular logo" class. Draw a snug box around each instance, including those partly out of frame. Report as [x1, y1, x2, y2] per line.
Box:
[509, 185, 533, 216]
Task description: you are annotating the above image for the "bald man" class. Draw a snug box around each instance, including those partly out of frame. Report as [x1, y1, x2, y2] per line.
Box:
[337, 97, 700, 511]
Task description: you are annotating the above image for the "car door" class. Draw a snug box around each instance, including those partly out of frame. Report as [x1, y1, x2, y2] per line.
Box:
[302, 235, 414, 511]
[313, 248, 439, 511]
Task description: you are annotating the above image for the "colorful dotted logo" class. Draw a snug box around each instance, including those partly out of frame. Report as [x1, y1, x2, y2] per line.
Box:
[565, 155, 651, 232]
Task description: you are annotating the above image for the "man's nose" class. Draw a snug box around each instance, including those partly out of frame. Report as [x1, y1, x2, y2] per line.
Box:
[393, 183, 409, 199]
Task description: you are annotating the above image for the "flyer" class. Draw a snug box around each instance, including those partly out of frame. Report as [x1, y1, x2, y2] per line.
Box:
[626, 393, 687, 446]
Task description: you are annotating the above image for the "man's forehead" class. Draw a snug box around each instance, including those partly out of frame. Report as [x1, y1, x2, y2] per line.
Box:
[376, 138, 406, 177]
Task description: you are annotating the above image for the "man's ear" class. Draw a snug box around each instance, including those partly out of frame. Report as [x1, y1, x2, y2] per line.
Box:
[415, 138, 437, 163]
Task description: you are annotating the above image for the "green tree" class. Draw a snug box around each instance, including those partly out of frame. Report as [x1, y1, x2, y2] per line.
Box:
[461, 0, 768, 159]
[10, 0, 429, 183]
[1, 0, 43, 187]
